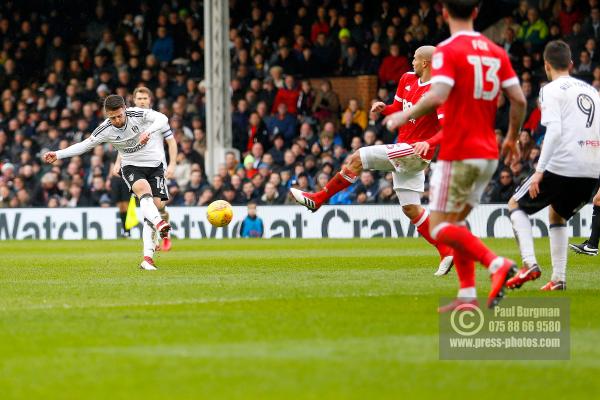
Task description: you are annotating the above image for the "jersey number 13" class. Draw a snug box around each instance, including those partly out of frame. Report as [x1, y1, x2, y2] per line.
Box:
[467, 55, 501, 100]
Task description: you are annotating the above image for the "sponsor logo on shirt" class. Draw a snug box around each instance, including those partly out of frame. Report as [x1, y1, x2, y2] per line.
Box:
[578, 140, 600, 147]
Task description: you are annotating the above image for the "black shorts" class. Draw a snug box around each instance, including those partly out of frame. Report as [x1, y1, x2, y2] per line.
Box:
[513, 170, 597, 219]
[121, 164, 169, 201]
[110, 176, 130, 204]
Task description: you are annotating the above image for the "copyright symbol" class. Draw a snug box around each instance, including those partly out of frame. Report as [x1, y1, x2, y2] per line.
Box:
[450, 303, 484, 336]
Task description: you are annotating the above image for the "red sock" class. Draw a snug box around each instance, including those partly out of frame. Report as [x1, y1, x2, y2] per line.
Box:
[453, 251, 475, 288]
[316, 166, 358, 202]
[435, 224, 497, 268]
[411, 210, 452, 259]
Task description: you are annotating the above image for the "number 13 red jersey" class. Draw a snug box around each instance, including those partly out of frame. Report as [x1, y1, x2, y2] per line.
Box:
[431, 31, 519, 161]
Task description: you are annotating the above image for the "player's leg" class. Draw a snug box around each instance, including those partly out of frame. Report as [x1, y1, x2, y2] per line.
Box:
[570, 182, 600, 256]
[506, 171, 568, 289]
[542, 206, 568, 290]
[117, 201, 129, 236]
[158, 201, 172, 251]
[111, 176, 131, 237]
[393, 169, 453, 275]
[429, 160, 517, 309]
[570, 204, 600, 255]
[544, 175, 597, 289]
[140, 219, 158, 270]
[290, 148, 363, 211]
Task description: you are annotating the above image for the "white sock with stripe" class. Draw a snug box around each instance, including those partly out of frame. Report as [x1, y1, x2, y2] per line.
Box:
[139, 194, 162, 227]
[142, 220, 155, 259]
[510, 209, 537, 267]
[549, 224, 568, 282]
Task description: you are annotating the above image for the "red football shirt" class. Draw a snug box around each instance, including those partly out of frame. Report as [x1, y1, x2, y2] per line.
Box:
[430, 31, 518, 161]
[382, 72, 443, 160]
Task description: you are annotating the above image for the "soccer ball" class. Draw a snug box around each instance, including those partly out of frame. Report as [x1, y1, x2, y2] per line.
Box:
[206, 200, 233, 227]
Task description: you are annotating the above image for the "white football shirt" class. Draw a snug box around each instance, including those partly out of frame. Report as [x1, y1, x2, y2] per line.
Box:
[57, 107, 171, 168]
[539, 76, 600, 178]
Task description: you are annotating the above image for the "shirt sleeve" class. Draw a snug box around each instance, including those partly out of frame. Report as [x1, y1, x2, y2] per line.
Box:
[430, 47, 456, 87]
[143, 109, 170, 134]
[56, 133, 104, 160]
[382, 75, 404, 116]
[539, 86, 562, 126]
[536, 121, 560, 172]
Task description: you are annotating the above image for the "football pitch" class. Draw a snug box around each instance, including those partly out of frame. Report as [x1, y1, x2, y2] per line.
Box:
[1, 238, 599, 399]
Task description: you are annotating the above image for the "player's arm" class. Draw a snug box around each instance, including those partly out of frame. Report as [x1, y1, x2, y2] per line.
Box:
[112, 153, 122, 176]
[139, 110, 170, 144]
[413, 129, 443, 156]
[43, 132, 102, 164]
[165, 136, 177, 180]
[500, 84, 527, 161]
[528, 87, 559, 198]
[383, 82, 451, 130]
[371, 77, 404, 115]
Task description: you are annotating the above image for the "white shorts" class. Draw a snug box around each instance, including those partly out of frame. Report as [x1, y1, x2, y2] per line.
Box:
[359, 144, 429, 193]
[429, 159, 498, 213]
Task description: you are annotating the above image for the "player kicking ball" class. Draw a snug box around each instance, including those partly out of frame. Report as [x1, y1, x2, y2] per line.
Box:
[113, 87, 177, 252]
[291, 45, 454, 276]
[43, 95, 171, 270]
[384, 0, 527, 311]
[506, 40, 600, 291]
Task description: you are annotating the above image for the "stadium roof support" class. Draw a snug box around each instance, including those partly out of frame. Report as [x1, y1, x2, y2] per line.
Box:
[204, 0, 232, 178]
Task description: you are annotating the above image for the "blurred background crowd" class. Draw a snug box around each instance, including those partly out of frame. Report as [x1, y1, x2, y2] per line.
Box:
[0, 0, 598, 208]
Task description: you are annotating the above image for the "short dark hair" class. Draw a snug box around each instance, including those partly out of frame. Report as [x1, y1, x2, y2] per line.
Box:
[104, 94, 125, 111]
[543, 40, 571, 71]
[443, 0, 479, 19]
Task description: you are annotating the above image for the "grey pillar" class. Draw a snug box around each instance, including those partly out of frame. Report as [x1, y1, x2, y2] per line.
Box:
[203, 0, 232, 178]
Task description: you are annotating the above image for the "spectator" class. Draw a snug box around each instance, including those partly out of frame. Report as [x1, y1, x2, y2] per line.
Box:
[151, 26, 174, 63]
[558, 0, 583, 36]
[240, 202, 264, 238]
[583, 7, 600, 41]
[271, 75, 300, 115]
[573, 50, 595, 82]
[260, 182, 283, 205]
[379, 44, 410, 87]
[312, 80, 340, 122]
[354, 171, 379, 204]
[363, 41, 384, 75]
[517, 7, 549, 52]
[31, 172, 60, 207]
[310, 6, 329, 43]
[488, 169, 516, 203]
[266, 103, 297, 146]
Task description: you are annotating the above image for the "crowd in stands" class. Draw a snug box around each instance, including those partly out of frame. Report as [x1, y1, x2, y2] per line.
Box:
[0, 0, 599, 209]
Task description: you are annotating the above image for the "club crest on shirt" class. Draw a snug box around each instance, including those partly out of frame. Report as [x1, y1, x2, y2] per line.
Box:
[132, 125, 140, 134]
[432, 52, 443, 69]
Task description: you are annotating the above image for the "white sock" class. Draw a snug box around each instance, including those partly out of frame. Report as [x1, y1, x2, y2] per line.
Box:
[510, 209, 537, 267]
[457, 287, 476, 298]
[143, 220, 155, 259]
[549, 224, 568, 282]
[140, 195, 162, 227]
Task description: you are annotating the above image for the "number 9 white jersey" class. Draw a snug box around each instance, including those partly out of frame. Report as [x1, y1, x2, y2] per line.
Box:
[540, 76, 600, 178]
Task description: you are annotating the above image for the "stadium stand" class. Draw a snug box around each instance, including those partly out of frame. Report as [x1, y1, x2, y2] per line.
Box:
[0, 0, 595, 208]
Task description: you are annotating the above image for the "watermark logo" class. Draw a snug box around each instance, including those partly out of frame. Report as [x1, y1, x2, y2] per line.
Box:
[450, 303, 484, 336]
[439, 298, 570, 360]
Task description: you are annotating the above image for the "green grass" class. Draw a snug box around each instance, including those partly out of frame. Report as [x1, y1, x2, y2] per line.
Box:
[0, 238, 599, 399]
